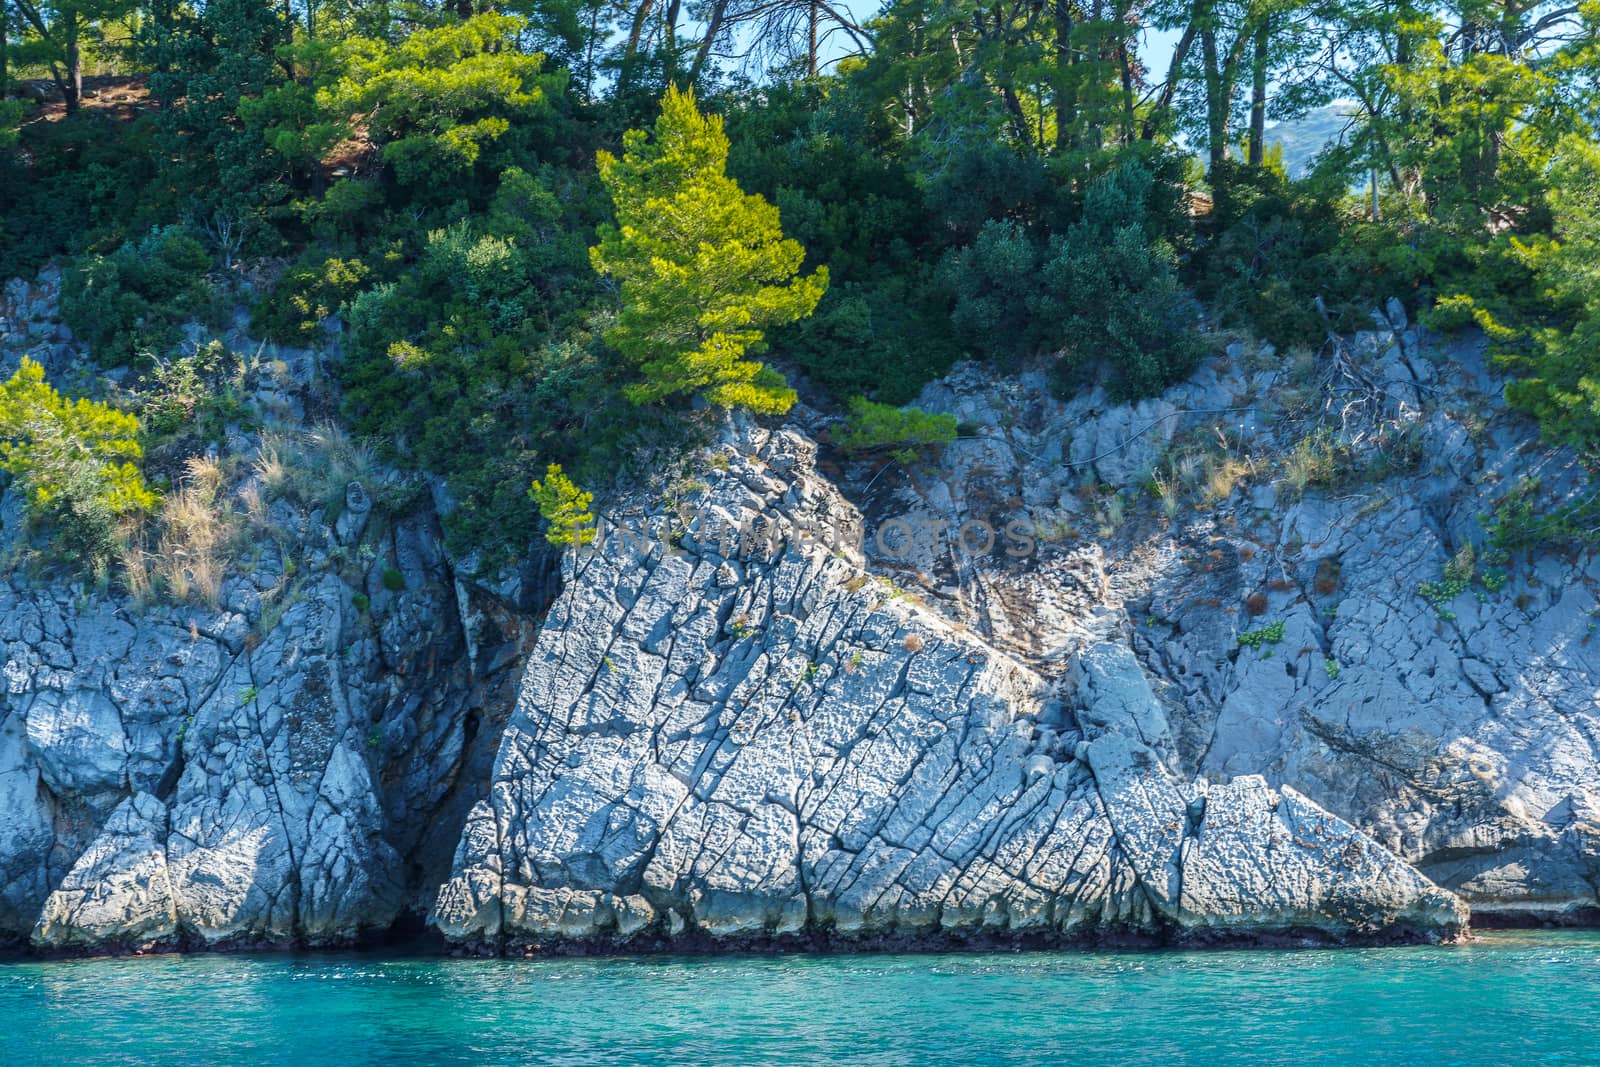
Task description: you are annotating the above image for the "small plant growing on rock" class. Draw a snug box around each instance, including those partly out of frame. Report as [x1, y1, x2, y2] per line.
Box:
[834, 398, 958, 465]
[252, 256, 371, 344]
[1147, 469, 1182, 521]
[137, 342, 254, 448]
[1237, 619, 1286, 650]
[1203, 453, 1252, 503]
[152, 455, 235, 607]
[1283, 427, 1348, 497]
[382, 567, 405, 592]
[1095, 492, 1128, 537]
[1245, 592, 1269, 616]
[529, 463, 596, 547]
[902, 633, 925, 653]
[1418, 544, 1476, 619]
[1324, 658, 1341, 680]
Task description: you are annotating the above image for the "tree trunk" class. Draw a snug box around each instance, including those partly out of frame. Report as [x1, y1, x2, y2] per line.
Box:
[807, 0, 818, 77]
[1143, 20, 1196, 140]
[1, 2, 9, 102]
[583, 0, 600, 98]
[1000, 83, 1033, 149]
[1052, 0, 1075, 152]
[1201, 26, 1226, 172]
[625, 0, 655, 57]
[687, 0, 727, 85]
[63, 8, 81, 114]
[663, 0, 682, 83]
[620, 0, 657, 91]
[1116, 37, 1136, 146]
[1246, 15, 1268, 166]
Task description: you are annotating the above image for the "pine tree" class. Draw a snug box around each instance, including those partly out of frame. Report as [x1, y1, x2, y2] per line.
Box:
[529, 464, 595, 547]
[0, 358, 157, 570]
[590, 86, 828, 414]
[320, 14, 565, 189]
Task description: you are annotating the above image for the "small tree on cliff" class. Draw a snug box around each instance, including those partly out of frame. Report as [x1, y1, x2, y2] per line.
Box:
[529, 463, 595, 547]
[590, 86, 829, 415]
[0, 358, 158, 571]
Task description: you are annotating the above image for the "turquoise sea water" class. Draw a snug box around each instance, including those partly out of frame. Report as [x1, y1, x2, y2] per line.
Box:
[3, 930, 1598, 1065]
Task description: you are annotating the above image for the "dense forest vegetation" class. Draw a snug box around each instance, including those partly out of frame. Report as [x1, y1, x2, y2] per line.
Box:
[0, 0, 1596, 573]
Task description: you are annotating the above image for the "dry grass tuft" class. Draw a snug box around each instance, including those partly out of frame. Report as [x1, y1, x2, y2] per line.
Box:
[154, 456, 237, 607]
[1204, 454, 1253, 503]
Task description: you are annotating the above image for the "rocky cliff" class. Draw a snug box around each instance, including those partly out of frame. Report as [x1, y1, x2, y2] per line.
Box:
[431, 427, 1463, 949]
[5, 271, 1596, 954]
[866, 303, 1600, 925]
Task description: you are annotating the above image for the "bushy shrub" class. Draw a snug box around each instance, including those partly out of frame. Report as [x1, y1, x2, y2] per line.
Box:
[1046, 160, 1204, 399]
[318, 14, 567, 194]
[0, 111, 172, 279]
[1491, 138, 1600, 455]
[1196, 163, 1412, 348]
[939, 220, 1048, 366]
[725, 82, 959, 404]
[590, 87, 826, 414]
[0, 358, 159, 573]
[833, 398, 959, 464]
[251, 256, 370, 343]
[529, 464, 595, 546]
[60, 227, 220, 366]
[775, 279, 959, 405]
[135, 342, 256, 465]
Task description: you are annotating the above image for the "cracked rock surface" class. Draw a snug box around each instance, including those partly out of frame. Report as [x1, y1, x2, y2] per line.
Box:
[0, 504, 540, 952]
[0, 283, 545, 952]
[862, 313, 1600, 923]
[1, 271, 1586, 954]
[433, 428, 1465, 949]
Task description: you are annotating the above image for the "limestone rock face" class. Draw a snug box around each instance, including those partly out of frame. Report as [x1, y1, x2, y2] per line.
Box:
[1, 270, 1588, 955]
[33, 793, 177, 951]
[0, 508, 536, 951]
[0, 287, 546, 952]
[433, 427, 1465, 949]
[890, 331, 1600, 923]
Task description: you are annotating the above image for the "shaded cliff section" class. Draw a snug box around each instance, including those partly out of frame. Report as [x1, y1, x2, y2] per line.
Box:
[431, 426, 1466, 952]
[1, 484, 556, 955]
[0, 275, 558, 954]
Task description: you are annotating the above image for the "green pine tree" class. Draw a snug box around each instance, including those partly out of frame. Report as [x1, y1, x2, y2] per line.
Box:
[0, 358, 157, 571]
[529, 464, 596, 547]
[590, 86, 829, 414]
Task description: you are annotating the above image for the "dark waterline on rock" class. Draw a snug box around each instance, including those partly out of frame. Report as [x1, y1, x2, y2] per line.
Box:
[3, 929, 1598, 1065]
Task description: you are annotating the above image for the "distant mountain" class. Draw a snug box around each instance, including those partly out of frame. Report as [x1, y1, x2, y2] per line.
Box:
[1267, 104, 1360, 178]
